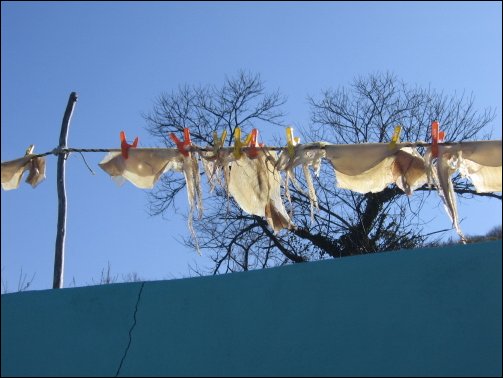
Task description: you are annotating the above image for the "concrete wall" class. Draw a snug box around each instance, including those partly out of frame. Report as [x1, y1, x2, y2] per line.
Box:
[2, 241, 501, 377]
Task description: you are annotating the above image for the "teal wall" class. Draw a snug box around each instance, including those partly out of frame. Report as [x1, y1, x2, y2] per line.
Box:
[2, 241, 502, 377]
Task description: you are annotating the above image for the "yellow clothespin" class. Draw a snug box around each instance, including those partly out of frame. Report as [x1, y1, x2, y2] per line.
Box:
[388, 125, 402, 150]
[25, 144, 35, 156]
[213, 130, 227, 150]
[233, 128, 262, 159]
[233, 128, 252, 159]
[286, 127, 300, 157]
[233, 128, 244, 159]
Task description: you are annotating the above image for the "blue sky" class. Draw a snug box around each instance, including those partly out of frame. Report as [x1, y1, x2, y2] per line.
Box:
[1, 1, 501, 291]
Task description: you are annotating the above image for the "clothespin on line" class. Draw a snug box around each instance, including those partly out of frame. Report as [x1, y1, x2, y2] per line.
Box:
[25, 144, 35, 156]
[169, 128, 192, 157]
[233, 128, 262, 159]
[246, 128, 262, 159]
[431, 120, 445, 158]
[286, 127, 300, 157]
[120, 131, 139, 159]
[233, 128, 245, 159]
[388, 125, 402, 150]
[213, 130, 227, 150]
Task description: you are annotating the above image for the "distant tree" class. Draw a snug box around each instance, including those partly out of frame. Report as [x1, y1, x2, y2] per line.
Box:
[427, 224, 502, 247]
[485, 225, 503, 240]
[145, 71, 499, 275]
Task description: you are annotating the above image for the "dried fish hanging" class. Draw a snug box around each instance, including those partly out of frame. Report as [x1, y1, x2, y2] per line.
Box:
[99, 129, 204, 253]
[324, 143, 426, 195]
[423, 121, 466, 241]
[216, 129, 291, 231]
[391, 148, 427, 195]
[1, 146, 46, 190]
[425, 146, 465, 241]
[275, 137, 326, 220]
[454, 140, 502, 193]
[200, 128, 294, 232]
[388, 126, 427, 194]
[98, 148, 184, 189]
[199, 130, 235, 196]
[228, 150, 293, 232]
[180, 150, 204, 252]
[425, 140, 502, 242]
[168, 129, 203, 253]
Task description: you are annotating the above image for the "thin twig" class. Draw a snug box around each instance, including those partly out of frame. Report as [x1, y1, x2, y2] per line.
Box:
[77, 152, 96, 175]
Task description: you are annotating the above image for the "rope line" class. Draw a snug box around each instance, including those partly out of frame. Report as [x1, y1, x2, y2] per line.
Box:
[21, 140, 481, 160]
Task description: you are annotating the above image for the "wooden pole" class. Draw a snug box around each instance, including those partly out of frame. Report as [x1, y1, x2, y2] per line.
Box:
[53, 92, 78, 289]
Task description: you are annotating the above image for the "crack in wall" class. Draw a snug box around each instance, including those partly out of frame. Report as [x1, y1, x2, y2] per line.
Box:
[115, 281, 145, 377]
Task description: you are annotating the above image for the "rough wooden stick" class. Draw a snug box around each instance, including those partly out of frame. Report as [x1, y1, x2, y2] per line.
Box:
[53, 92, 78, 289]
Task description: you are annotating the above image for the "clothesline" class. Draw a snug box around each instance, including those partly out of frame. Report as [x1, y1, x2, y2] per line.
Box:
[27, 141, 476, 159]
[17, 121, 477, 159]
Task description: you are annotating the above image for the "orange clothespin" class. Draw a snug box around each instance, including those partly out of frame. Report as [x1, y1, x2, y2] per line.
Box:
[245, 128, 262, 159]
[169, 128, 192, 157]
[286, 127, 300, 157]
[120, 131, 139, 159]
[388, 125, 402, 150]
[233, 128, 263, 159]
[431, 120, 445, 158]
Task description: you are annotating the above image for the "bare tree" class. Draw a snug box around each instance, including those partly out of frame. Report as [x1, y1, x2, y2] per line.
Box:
[145, 71, 499, 275]
[144, 71, 286, 216]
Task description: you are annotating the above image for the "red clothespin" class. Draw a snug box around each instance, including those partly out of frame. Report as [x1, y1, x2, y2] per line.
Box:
[169, 128, 192, 157]
[245, 128, 263, 159]
[120, 131, 139, 159]
[431, 120, 446, 158]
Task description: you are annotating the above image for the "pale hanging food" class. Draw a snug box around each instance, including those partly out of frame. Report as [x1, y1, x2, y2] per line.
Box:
[181, 151, 204, 253]
[99, 147, 203, 252]
[324, 143, 426, 194]
[455, 140, 502, 193]
[199, 147, 236, 195]
[392, 147, 428, 195]
[1, 153, 46, 191]
[228, 151, 293, 232]
[99, 148, 184, 189]
[425, 146, 465, 242]
[199, 130, 235, 195]
[425, 140, 502, 242]
[275, 142, 326, 220]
